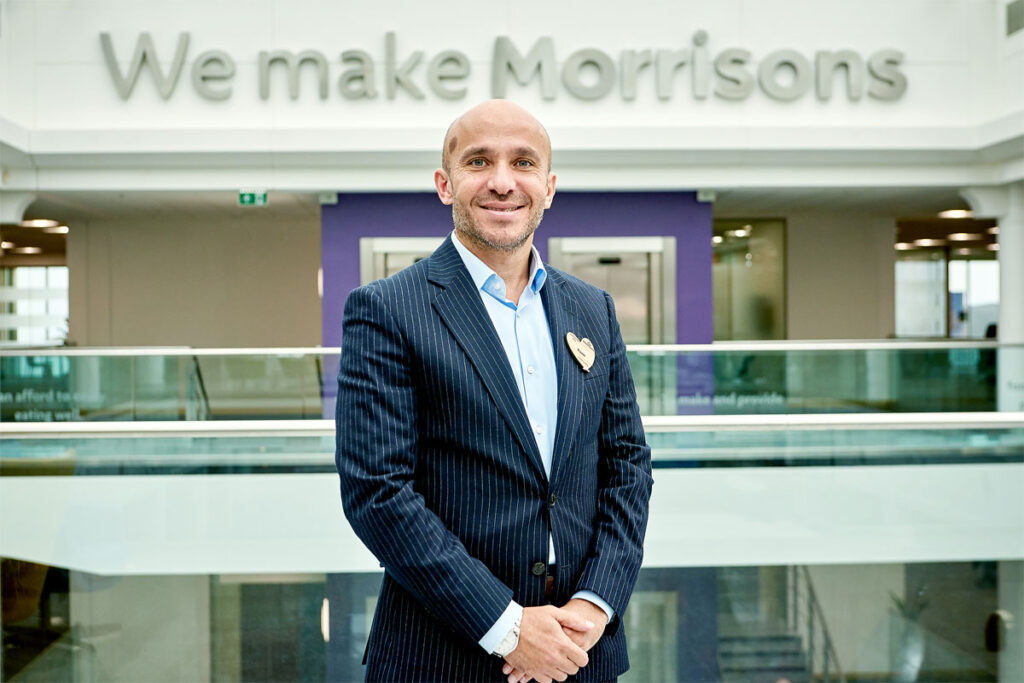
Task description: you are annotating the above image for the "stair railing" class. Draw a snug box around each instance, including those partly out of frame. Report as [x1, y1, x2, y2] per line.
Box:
[789, 565, 846, 683]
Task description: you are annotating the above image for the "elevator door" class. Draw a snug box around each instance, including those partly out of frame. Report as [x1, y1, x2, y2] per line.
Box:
[359, 238, 443, 285]
[547, 237, 676, 345]
[564, 252, 651, 345]
[547, 237, 677, 415]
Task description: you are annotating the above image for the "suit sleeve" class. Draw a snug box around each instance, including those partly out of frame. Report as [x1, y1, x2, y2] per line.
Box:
[574, 292, 654, 632]
[335, 284, 514, 644]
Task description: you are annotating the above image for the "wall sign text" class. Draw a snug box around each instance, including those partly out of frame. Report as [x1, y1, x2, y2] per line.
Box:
[100, 31, 907, 104]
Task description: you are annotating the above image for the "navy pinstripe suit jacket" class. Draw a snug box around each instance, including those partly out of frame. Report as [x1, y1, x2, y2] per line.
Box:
[336, 236, 653, 682]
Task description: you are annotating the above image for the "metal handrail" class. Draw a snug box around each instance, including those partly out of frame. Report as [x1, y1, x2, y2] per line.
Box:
[643, 412, 1024, 431]
[0, 339, 1015, 357]
[0, 346, 336, 357]
[2, 412, 1022, 439]
[632, 340, 1004, 352]
[799, 565, 846, 683]
[0, 421, 335, 439]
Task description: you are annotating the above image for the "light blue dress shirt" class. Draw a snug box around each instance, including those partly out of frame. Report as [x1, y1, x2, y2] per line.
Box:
[448, 232, 614, 654]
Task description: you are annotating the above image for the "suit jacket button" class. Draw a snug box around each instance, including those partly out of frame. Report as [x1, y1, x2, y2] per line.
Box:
[531, 562, 546, 576]
[548, 493, 557, 508]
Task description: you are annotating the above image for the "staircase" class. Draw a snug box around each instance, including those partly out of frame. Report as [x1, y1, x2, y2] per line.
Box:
[719, 633, 811, 683]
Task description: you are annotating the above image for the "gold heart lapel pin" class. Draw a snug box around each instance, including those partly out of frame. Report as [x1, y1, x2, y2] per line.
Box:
[565, 332, 596, 373]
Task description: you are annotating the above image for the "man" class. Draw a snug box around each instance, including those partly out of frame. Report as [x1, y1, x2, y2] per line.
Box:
[336, 100, 653, 682]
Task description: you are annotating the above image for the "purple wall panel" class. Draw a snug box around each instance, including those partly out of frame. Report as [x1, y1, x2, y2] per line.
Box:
[322, 191, 712, 345]
[536, 191, 712, 344]
[321, 191, 713, 413]
[321, 193, 451, 352]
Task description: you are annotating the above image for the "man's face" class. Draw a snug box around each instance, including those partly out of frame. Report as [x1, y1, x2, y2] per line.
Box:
[435, 102, 556, 254]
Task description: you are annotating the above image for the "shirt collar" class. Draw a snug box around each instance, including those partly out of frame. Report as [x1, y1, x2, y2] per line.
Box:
[450, 230, 547, 300]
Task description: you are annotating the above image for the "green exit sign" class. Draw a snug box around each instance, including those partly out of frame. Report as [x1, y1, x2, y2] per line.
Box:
[239, 189, 268, 206]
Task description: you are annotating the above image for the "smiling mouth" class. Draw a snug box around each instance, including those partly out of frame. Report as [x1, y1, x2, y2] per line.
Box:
[480, 204, 524, 213]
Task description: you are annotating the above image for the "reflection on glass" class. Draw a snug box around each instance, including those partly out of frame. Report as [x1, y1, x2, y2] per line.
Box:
[0, 353, 326, 423]
[949, 258, 1000, 339]
[629, 345, 1010, 416]
[0, 266, 70, 346]
[896, 254, 947, 337]
[3, 562, 1018, 682]
[713, 220, 786, 341]
[0, 344, 1018, 421]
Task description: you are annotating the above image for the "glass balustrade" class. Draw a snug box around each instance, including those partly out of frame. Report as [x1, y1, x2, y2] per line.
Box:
[3, 418, 1023, 681]
[2, 352, 1023, 682]
[2, 416, 1023, 473]
[0, 350, 327, 422]
[629, 341, 1012, 415]
[1, 342, 1019, 422]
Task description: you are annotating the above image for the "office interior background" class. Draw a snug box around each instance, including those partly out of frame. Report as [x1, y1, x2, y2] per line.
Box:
[1, 0, 1023, 681]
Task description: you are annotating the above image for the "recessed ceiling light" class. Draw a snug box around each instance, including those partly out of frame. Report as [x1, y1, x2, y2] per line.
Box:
[12, 246, 42, 254]
[988, 226, 999, 235]
[954, 248, 972, 256]
[42, 225, 69, 234]
[947, 232, 982, 241]
[938, 209, 973, 219]
[19, 219, 60, 228]
[895, 242, 915, 250]
[913, 238, 946, 247]
[711, 235, 723, 245]
[0, 241, 14, 249]
[987, 244, 1000, 251]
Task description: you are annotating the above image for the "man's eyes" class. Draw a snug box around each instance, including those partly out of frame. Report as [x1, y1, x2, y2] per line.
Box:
[465, 158, 535, 168]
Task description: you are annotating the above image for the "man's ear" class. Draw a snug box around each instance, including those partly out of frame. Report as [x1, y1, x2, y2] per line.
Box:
[434, 169, 454, 205]
[544, 172, 557, 209]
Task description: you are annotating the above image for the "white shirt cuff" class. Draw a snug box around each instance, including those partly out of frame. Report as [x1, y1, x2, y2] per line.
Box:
[571, 590, 615, 621]
[478, 600, 523, 653]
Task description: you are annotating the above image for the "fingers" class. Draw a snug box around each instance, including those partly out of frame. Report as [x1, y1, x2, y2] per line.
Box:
[566, 642, 589, 668]
[552, 607, 594, 633]
[506, 605, 589, 682]
[562, 625, 590, 649]
[505, 658, 579, 683]
[502, 664, 530, 683]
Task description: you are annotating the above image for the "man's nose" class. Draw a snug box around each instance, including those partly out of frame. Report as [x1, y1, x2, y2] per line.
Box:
[486, 163, 516, 195]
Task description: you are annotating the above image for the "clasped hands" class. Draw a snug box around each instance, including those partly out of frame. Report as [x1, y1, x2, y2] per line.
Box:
[501, 598, 608, 683]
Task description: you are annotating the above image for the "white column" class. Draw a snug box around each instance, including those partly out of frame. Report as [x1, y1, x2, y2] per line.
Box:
[0, 190, 36, 223]
[963, 182, 1024, 411]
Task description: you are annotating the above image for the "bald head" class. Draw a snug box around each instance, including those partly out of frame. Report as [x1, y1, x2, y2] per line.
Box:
[441, 100, 552, 174]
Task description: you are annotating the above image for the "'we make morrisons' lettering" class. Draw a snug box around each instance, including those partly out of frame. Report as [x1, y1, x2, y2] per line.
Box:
[100, 31, 907, 104]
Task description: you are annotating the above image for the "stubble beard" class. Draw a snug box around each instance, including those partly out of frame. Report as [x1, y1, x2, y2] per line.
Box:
[452, 197, 545, 254]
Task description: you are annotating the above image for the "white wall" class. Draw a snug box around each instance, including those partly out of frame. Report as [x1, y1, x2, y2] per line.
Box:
[4, 465, 1022, 576]
[0, 0, 1006, 132]
[808, 563, 905, 676]
[69, 573, 210, 683]
[66, 205, 321, 347]
[786, 212, 897, 339]
[0, 0, 1020, 194]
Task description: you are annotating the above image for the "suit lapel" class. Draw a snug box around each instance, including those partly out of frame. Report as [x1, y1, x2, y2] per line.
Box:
[541, 270, 585, 486]
[428, 238, 547, 481]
